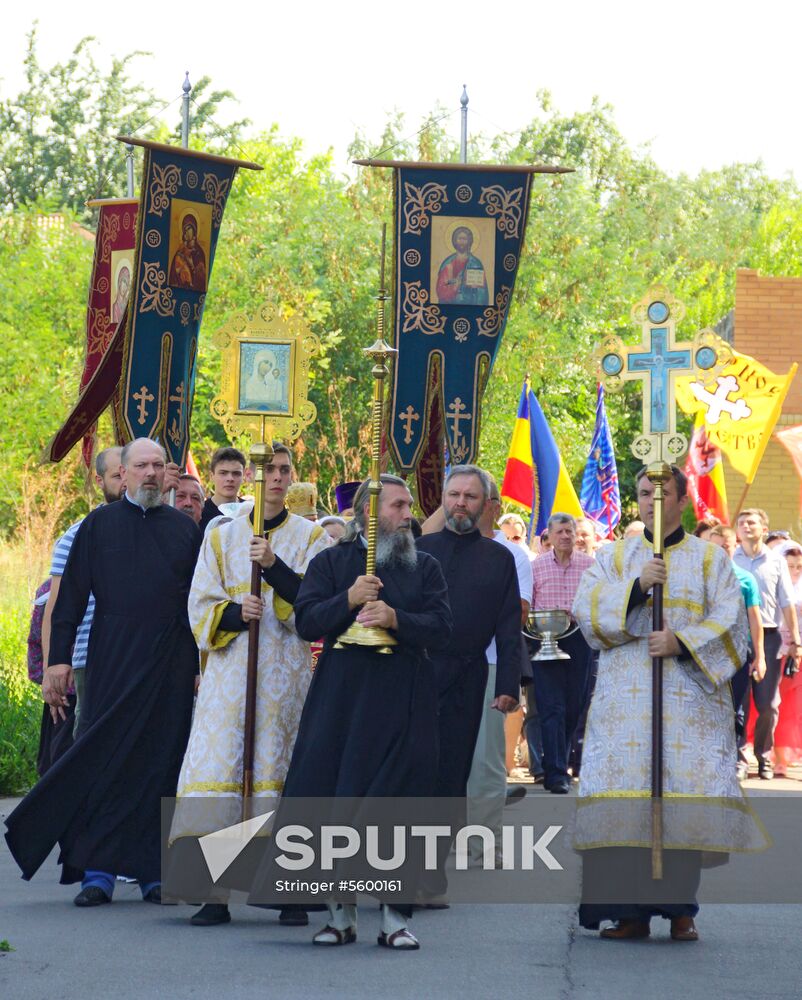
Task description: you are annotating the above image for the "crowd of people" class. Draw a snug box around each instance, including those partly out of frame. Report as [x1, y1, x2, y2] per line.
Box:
[7, 442, 801, 950]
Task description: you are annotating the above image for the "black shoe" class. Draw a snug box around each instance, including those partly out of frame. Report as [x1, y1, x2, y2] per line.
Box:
[505, 785, 527, 806]
[758, 764, 774, 780]
[548, 780, 570, 794]
[279, 908, 309, 926]
[142, 885, 162, 904]
[74, 886, 111, 907]
[190, 903, 231, 926]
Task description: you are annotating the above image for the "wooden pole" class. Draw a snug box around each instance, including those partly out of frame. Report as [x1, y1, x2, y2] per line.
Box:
[242, 433, 273, 820]
[732, 480, 751, 523]
[646, 463, 669, 880]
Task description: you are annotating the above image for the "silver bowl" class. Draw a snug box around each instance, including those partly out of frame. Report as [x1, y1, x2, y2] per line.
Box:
[524, 609, 575, 661]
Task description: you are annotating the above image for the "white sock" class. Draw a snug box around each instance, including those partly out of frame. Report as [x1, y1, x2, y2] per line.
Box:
[327, 902, 357, 931]
[380, 904, 408, 936]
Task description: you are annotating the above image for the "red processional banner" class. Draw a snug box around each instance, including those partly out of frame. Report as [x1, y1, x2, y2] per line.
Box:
[81, 199, 139, 466]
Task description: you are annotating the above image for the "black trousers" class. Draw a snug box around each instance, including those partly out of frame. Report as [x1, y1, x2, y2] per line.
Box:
[579, 847, 701, 928]
[530, 629, 592, 787]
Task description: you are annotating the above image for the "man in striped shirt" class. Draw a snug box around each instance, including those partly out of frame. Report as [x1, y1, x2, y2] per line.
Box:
[41, 447, 124, 738]
[530, 513, 595, 793]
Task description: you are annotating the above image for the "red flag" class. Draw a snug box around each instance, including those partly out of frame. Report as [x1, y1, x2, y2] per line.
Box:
[185, 450, 200, 480]
[685, 412, 729, 523]
[775, 424, 802, 515]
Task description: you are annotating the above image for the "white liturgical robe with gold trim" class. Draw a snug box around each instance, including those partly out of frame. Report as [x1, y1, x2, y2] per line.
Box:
[572, 531, 768, 854]
[171, 505, 330, 839]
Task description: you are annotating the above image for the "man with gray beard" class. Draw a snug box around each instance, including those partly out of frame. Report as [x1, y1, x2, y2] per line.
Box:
[6, 438, 201, 906]
[416, 465, 522, 902]
[257, 475, 452, 949]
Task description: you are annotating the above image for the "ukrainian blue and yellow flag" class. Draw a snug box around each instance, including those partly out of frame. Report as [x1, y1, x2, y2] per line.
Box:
[501, 378, 583, 535]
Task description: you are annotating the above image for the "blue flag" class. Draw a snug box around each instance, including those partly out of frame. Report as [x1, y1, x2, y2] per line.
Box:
[580, 384, 621, 538]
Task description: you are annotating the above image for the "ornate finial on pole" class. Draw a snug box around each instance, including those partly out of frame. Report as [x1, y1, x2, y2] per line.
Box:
[460, 85, 469, 164]
[181, 72, 191, 149]
[335, 225, 398, 653]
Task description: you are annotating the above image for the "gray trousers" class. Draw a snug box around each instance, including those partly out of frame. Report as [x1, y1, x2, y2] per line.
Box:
[751, 628, 784, 764]
[466, 663, 506, 861]
[72, 668, 87, 739]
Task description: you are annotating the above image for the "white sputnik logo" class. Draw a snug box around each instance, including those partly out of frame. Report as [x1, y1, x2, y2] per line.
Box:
[199, 810, 274, 883]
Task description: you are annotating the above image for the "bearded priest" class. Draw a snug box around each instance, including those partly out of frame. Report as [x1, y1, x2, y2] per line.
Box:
[249, 474, 452, 950]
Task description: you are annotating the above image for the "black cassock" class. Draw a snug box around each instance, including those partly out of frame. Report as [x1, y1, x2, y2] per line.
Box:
[280, 539, 452, 797]
[415, 528, 523, 896]
[5, 498, 200, 885]
[247, 539, 451, 912]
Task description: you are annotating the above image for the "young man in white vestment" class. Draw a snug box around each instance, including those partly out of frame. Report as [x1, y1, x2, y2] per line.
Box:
[169, 443, 330, 927]
[572, 465, 766, 942]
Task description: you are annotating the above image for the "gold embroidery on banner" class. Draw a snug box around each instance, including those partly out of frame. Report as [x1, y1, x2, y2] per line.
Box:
[99, 211, 121, 263]
[202, 173, 231, 226]
[479, 184, 523, 238]
[86, 308, 114, 355]
[445, 396, 472, 463]
[401, 281, 446, 335]
[476, 285, 511, 338]
[139, 262, 176, 316]
[402, 181, 448, 234]
[132, 385, 154, 425]
[398, 405, 421, 444]
[148, 163, 182, 216]
[167, 382, 186, 448]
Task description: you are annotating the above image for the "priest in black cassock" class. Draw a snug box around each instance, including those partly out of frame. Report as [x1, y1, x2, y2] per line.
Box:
[249, 474, 452, 949]
[416, 464, 522, 902]
[5, 438, 201, 905]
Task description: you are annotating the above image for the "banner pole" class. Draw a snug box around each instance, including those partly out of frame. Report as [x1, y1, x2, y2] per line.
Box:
[460, 86, 468, 164]
[181, 73, 191, 149]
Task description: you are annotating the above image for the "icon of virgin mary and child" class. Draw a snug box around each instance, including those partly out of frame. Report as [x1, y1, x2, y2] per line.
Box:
[435, 225, 489, 305]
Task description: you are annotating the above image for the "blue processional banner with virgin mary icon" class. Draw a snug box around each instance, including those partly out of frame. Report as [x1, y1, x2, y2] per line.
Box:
[389, 164, 536, 486]
[116, 138, 261, 466]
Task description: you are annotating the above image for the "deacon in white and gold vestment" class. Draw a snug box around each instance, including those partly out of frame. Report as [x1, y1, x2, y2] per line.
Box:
[572, 517, 768, 932]
[170, 501, 330, 840]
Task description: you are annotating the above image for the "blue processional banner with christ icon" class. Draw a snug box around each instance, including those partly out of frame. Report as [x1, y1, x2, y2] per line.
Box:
[387, 163, 539, 508]
[115, 138, 261, 466]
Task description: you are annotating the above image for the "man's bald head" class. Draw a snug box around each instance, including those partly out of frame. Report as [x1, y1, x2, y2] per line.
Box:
[121, 438, 167, 508]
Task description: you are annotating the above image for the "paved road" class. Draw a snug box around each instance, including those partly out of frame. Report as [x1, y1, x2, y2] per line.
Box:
[2, 784, 801, 1000]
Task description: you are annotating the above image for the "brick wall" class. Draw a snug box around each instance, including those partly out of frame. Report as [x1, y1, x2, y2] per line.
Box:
[724, 270, 802, 533]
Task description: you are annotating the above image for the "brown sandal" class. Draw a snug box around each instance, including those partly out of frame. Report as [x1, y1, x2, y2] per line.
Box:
[313, 924, 357, 946]
[377, 928, 420, 950]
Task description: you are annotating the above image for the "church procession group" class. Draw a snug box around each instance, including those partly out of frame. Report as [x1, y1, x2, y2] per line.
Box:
[6, 135, 802, 956]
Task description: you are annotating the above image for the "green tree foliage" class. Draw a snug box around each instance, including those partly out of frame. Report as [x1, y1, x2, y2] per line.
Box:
[3, 39, 802, 534]
[0, 26, 248, 220]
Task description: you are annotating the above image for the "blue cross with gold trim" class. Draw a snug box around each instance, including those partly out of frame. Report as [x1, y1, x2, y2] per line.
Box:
[597, 286, 731, 464]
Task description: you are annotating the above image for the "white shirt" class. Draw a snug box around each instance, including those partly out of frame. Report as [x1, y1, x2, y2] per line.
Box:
[486, 530, 533, 664]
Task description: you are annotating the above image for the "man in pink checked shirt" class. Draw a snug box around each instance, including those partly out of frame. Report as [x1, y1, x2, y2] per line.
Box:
[530, 513, 595, 794]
